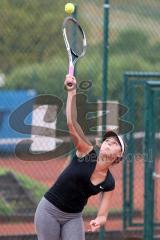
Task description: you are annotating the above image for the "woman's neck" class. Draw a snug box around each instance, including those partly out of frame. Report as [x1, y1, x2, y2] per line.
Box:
[95, 156, 110, 172]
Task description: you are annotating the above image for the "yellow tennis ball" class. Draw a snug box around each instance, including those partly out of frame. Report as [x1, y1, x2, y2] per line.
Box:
[65, 3, 75, 15]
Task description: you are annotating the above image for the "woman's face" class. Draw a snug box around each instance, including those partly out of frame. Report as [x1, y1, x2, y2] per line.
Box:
[99, 136, 122, 163]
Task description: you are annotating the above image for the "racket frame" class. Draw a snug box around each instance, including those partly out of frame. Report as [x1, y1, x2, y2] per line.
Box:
[62, 17, 87, 76]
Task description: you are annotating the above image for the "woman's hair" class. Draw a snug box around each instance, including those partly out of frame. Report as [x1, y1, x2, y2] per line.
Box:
[112, 156, 123, 165]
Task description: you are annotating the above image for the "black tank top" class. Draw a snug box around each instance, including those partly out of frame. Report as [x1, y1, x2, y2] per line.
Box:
[44, 148, 115, 213]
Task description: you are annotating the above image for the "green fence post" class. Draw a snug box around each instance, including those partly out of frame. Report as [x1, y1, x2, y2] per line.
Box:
[144, 83, 155, 240]
[102, 0, 110, 134]
[123, 74, 135, 228]
[99, 1, 110, 240]
[123, 73, 128, 230]
[128, 81, 135, 226]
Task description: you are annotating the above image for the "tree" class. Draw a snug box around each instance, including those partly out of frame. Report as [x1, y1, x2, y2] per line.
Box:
[0, 0, 64, 73]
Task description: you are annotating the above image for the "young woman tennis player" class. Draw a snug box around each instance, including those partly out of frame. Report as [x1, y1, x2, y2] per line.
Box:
[34, 75, 125, 240]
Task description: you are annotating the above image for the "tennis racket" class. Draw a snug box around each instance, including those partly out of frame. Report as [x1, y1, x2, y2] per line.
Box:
[62, 16, 87, 80]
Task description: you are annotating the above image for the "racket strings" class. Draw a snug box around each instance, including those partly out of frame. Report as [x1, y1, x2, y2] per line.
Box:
[65, 19, 84, 57]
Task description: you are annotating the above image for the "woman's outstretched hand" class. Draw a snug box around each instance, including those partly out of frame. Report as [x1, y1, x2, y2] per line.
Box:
[88, 216, 106, 232]
[64, 75, 77, 91]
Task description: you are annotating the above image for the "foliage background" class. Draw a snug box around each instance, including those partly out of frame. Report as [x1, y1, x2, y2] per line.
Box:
[0, 0, 160, 130]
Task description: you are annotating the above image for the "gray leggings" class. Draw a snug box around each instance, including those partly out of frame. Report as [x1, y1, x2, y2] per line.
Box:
[34, 197, 85, 240]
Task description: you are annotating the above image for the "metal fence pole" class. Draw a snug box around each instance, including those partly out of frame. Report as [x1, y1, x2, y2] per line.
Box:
[123, 74, 129, 230]
[99, 1, 110, 240]
[102, 0, 110, 134]
[123, 75, 135, 228]
[144, 83, 155, 240]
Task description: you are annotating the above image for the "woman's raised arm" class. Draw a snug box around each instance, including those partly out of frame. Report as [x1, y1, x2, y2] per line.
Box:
[64, 75, 93, 157]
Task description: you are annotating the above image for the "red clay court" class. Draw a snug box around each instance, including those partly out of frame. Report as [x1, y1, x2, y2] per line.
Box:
[0, 155, 147, 236]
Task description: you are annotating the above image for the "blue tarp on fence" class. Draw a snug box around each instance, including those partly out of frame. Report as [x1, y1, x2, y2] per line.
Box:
[0, 90, 36, 153]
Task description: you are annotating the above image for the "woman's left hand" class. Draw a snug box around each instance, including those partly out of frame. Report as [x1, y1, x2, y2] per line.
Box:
[89, 216, 106, 232]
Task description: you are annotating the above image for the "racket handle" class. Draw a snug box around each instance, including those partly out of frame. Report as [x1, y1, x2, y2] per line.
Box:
[68, 65, 74, 76]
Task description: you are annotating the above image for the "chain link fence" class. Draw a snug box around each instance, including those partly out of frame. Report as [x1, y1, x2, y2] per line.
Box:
[0, 0, 160, 239]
